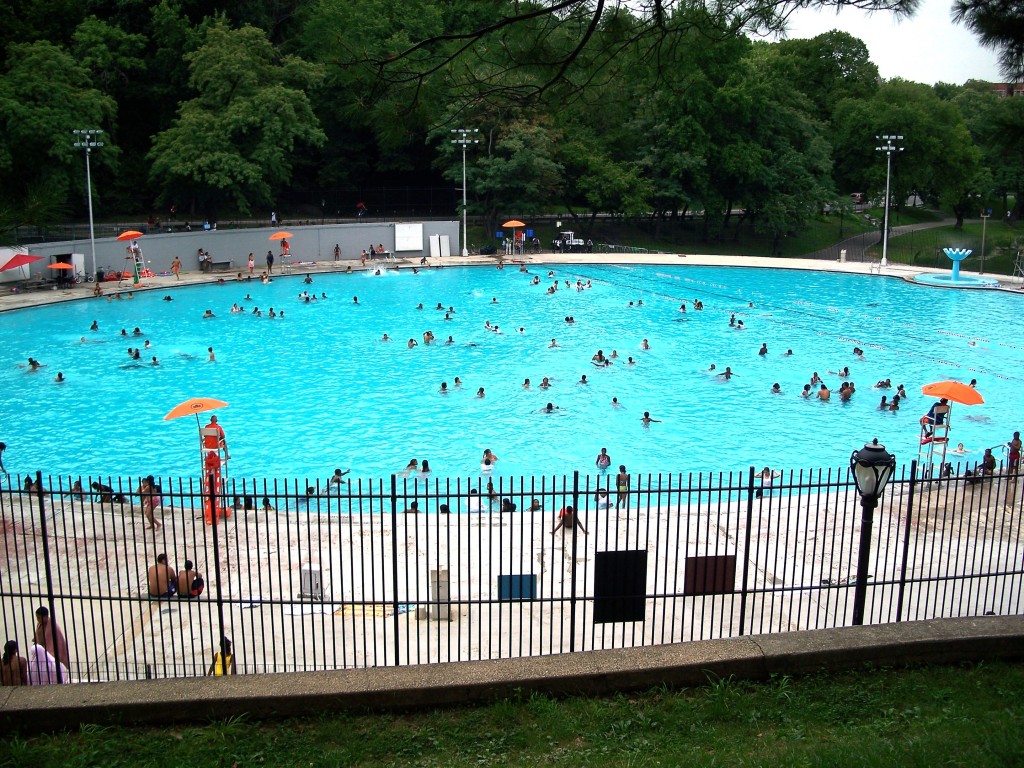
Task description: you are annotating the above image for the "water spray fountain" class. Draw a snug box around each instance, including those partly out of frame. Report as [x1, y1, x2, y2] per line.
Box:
[913, 247, 1000, 288]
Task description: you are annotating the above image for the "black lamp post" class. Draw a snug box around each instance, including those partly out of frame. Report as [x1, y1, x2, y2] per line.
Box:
[850, 438, 896, 625]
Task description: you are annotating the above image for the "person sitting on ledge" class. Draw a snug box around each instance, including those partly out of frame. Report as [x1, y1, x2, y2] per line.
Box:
[148, 553, 177, 598]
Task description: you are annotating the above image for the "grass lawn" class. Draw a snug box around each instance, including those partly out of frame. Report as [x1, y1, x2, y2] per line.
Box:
[874, 218, 1021, 275]
[3, 661, 1022, 767]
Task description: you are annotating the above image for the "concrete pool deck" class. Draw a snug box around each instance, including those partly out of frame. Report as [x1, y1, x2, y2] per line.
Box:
[2, 250, 1022, 314]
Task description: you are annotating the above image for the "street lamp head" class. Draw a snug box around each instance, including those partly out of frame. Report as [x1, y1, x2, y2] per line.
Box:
[850, 438, 896, 499]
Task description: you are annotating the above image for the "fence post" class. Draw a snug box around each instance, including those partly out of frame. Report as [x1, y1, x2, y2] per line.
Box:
[738, 467, 756, 636]
[895, 461, 918, 622]
[208, 471, 228, 675]
[569, 470, 580, 653]
[390, 473, 401, 666]
[35, 470, 63, 684]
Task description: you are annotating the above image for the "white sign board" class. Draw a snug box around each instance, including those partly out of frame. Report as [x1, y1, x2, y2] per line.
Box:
[394, 222, 423, 252]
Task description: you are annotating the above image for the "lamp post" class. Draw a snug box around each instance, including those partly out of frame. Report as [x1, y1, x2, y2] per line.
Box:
[875, 134, 903, 268]
[980, 208, 991, 274]
[849, 439, 896, 626]
[72, 129, 103, 281]
[450, 128, 478, 257]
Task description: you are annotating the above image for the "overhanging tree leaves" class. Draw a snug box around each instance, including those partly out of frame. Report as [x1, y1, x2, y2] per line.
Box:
[358, 0, 918, 113]
[953, 0, 1024, 81]
[147, 19, 325, 215]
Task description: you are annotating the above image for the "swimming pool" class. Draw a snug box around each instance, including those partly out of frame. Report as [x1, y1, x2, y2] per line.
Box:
[1, 265, 1020, 482]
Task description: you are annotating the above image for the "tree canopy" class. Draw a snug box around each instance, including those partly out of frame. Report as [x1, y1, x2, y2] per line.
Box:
[0, 0, 1015, 243]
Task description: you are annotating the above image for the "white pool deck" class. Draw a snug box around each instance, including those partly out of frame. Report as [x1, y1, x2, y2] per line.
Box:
[1, 250, 1022, 681]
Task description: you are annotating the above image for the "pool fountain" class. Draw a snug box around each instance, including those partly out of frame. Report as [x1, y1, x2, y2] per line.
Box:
[914, 247, 1001, 288]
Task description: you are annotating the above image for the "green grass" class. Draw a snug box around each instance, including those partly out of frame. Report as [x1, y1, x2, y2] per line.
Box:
[868, 217, 1021, 274]
[3, 662, 1023, 767]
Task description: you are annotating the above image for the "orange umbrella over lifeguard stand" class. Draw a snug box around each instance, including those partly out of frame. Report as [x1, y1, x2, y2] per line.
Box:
[917, 380, 985, 478]
[164, 397, 230, 524]
[503, 220, 525, 257]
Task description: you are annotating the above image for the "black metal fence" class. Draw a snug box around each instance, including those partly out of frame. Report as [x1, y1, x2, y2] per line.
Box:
[1, 460, 1021, 683]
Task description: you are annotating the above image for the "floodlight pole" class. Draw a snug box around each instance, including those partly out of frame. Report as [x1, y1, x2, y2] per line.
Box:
[450, 128, 478, 257]
[980, 209, 991, 274]
[875, 134, 903, 268]
[73, 129, 104, 281]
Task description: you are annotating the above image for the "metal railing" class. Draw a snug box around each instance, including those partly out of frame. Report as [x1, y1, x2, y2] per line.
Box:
[1, 460, 1020, 683]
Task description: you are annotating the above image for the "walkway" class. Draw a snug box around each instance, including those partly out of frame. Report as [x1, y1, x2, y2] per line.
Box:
[803, 217, 957, 263]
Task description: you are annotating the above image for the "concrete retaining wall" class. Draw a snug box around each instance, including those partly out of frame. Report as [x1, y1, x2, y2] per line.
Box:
[11, 221, 460, 279]
[1, 616, 1020, 734]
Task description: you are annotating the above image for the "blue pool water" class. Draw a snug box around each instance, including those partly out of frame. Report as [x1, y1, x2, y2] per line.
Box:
[1, 265, 1021, 482]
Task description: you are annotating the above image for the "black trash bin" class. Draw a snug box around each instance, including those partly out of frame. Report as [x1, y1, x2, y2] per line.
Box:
[96, 269, 105, 283]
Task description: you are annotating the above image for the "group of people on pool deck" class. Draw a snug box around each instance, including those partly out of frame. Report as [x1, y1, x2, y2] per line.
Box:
[147, 553, 204, 599]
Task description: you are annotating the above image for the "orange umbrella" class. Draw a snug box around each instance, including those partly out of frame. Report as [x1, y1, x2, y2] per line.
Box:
[269, 231, 293, 240]
[116, 230, 145, 241]
[47, 262, 74, 270]
[502, 220, 525, 228]
[921, 381, 984, 406]
[164, 397, 229, 421]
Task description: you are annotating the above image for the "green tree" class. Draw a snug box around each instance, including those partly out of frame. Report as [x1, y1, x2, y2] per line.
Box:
[147, 19, 326, 215]
[833, 80, 982, 227]
[775, 30, 879, 124]
[955, 85, 1024, 222]
[0, 40, 117, 231]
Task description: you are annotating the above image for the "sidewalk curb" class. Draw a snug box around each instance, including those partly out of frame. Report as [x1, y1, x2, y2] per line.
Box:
[2, 616, 1020, 733]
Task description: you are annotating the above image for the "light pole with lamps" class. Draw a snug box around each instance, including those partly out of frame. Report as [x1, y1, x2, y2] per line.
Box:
[72, 129, 103, 281]
[875, 134, 903, 268]
[980, 208, 991, 274]
[849, 438, 897, 625]
[450, 128, 478, 257]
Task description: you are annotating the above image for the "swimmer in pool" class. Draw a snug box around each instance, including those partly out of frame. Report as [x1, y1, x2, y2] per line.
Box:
[878, 395, 888, 409]
[523, 378, 531, 389]
[802, 384, 812, 398]
[439, 382, 449, 394]
[407, 339, 417, 348]
[759, 343, 768, 356]
[784, 349, 793, 356]
[717, 367, 735, 380]
[539, 377, 551, 389]
[476, 387, 485, 398]
[381, 333, 391, 342]
[454, 377, 462, 386]
[627, 357, 635, 365]
[579, 374, 588, 385]
[641, 411, 661, 425]
[641, 339, 650, 350]
[541, 402, 559, 413]
[202, 309, 215, 318]
[611, 397, 623, 408]
[817, 384, 830, 401]
[549, 338, 558, 348]
[771, 382, 782, 394]
[445, 336, 454, 345]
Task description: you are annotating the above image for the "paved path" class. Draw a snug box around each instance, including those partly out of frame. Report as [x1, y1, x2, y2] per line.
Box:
[803, 217, 958, 262]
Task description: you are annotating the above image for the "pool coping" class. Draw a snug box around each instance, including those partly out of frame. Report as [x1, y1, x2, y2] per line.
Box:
[3, 252, 1022, 313]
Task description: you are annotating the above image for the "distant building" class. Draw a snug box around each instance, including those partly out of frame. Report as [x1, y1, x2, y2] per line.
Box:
[991, 83, 1023, 98]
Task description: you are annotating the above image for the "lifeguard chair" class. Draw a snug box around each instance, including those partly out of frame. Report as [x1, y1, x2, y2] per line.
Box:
[917, 401, 951, 479]
[200, 427, 230, 524]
